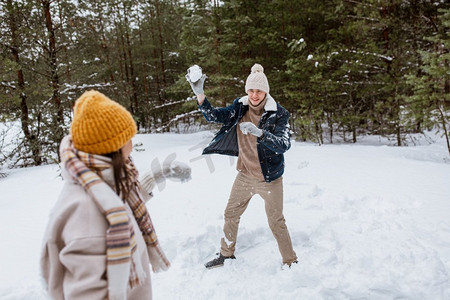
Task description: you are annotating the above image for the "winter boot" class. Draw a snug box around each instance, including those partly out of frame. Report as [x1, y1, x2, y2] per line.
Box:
[288, 260, 298, 268]
[205, 253, 236, 269]
[282, 260, 298, 270]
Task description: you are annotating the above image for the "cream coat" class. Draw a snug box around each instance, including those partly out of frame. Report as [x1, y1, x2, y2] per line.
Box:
[40, 167, 152, 300]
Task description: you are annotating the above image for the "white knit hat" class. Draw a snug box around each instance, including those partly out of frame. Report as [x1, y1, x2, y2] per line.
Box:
[245, 63, 269, 94]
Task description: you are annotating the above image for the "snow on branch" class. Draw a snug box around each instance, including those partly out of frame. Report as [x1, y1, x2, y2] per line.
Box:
[346, 15, 379, 22]
[1, 81, 16, 90]
[341, 80, 386, 85]
[329, 49, 393, 62]
[60, 82, 113, 94]
[347, 49, 393, 62]
[155, 110, 202, 132]
[150, 98, 191, 110]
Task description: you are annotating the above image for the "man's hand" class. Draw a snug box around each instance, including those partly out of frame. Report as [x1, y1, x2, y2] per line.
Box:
[239, 122, 263, 137]
[186, 73, 206, 96]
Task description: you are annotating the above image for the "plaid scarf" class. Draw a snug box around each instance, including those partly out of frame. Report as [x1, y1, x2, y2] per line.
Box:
[60, 136, 170, 300]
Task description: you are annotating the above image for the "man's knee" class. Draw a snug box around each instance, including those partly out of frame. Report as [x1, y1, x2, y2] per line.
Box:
[268, 215, 287, 230]
[224, 209, 241, 220]
[224, 202, 247, 219]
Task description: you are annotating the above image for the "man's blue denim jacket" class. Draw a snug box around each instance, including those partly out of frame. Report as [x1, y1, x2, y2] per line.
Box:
[199, 95, 291, 182]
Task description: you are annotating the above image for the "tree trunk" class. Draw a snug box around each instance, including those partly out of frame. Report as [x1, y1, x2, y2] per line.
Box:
[154, 0, 166, 87]
[120, 31, 130, 95]
[115, 29, 125, 83]
[41, 0, 63, 126]
[124, 15, 138, 118]
[352, 126, 357, 143]
[136, 13, 151, 104]
[327, 111, 333, 144]
[96, 2, 114, 83]
[148, 2, 163, 104]
[395, 84, 402, 146]
[212, 4, 222, 100]
[437, 104, 450, 155]
[7, 0, 41, 165]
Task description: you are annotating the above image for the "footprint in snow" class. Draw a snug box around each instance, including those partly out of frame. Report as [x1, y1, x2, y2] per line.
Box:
[298, 161, 309, 169]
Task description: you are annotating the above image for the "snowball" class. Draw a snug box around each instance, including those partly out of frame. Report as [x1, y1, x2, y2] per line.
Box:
[187, 65, 202, 82]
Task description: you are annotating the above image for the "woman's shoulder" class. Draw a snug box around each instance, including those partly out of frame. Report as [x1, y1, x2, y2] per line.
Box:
[57, 179, 90, 206]
[47, 182, 107, 241]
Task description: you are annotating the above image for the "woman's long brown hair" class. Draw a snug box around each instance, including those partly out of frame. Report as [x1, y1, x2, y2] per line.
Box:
[106, 149, 131, 201]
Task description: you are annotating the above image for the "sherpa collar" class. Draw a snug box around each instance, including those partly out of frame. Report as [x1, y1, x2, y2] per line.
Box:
[238, 94, 277, 111]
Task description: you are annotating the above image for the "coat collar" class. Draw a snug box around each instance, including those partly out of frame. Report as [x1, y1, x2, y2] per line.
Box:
[238, 94, 277, 111]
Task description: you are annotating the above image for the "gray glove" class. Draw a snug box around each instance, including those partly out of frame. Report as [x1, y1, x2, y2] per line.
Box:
[239, 122, 263, 137]
[186, 73, 206, 95]
[140, 160, 192, 200]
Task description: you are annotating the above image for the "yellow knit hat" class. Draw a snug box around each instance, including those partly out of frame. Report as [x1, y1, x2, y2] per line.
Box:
[70, 90, 137, 155]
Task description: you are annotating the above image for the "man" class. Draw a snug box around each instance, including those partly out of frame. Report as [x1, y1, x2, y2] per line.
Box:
[186, 64, 297, 269]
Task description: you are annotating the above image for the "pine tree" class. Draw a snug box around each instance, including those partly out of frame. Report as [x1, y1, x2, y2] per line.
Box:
[0, 0, 45, 166]
[406, 7, 450, 154]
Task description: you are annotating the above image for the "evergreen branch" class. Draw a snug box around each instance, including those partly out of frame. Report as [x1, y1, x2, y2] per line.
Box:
[421, 15, 439, 32]
[344, 0, 376, 8]
[20, 64, 49, 78]
[0, 41, 15, 52]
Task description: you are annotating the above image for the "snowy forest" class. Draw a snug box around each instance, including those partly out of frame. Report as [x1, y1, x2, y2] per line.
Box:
[0, 0, 449, 168]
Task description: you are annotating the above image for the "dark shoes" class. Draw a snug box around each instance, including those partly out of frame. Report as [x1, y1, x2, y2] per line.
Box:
[204, 254, 297, 269]
[283, 260, 298, 269]
[205, 253, 236, 269]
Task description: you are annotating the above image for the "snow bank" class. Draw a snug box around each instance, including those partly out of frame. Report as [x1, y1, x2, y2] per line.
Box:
[0, 132, 449, 300]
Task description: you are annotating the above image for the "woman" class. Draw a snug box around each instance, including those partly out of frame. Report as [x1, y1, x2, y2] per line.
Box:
[40, 90, 170, 300]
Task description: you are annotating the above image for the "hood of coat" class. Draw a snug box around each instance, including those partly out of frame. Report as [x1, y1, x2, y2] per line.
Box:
[238, 94, 277, 112]
[61, 160, 115, 188]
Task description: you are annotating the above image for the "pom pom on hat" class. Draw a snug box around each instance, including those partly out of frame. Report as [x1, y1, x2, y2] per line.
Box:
[251, 64, 264, 73]
[245, 63, 269, 94]
[70, 90, 137, 155]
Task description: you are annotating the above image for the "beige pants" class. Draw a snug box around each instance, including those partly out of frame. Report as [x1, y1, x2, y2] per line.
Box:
[220, 172, 297, 264]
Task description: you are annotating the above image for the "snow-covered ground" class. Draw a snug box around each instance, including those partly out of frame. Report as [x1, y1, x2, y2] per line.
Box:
[0, 131, 449, 300]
